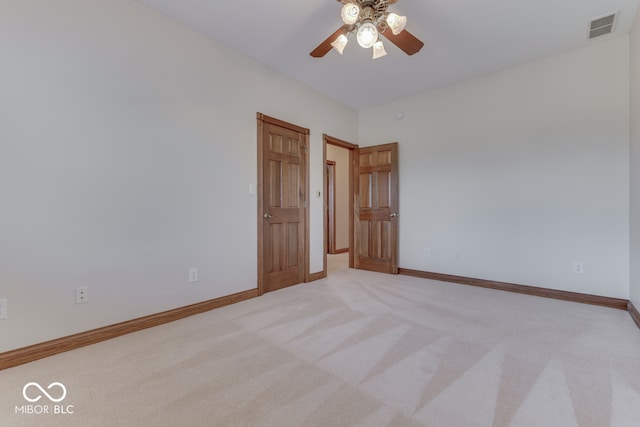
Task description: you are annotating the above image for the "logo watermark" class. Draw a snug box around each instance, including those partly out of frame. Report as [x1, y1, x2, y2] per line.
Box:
[15, 382, 74, 416]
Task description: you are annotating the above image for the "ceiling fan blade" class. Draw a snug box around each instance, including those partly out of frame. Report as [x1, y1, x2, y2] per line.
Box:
[310, 25, 350, 58]
[381, 28, 424, 56]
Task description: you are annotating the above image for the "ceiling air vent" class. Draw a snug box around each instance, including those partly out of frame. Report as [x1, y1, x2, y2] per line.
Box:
[588, 13, 616, 39]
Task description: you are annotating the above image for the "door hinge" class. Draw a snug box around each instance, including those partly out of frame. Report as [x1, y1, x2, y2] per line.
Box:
[304, 200, 307, 209]
[303, 145, 307, 153]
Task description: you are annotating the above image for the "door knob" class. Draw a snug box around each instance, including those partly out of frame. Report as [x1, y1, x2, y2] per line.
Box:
[263, 213, 273, 219]
[390, 213, 398, 218]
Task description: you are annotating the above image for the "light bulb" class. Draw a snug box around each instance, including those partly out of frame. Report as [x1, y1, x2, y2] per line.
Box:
[341, 3, 360, 25]
[330, 34, 348, 55]
[372, 40, 387, 59]
[357, 22, 378, 48]
[386, 13, 407, 35]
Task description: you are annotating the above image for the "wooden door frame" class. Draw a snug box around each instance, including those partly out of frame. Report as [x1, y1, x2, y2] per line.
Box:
[257, 113, 310, 296]
[323, 134, 358, 276]
[326, 160, 337, 254]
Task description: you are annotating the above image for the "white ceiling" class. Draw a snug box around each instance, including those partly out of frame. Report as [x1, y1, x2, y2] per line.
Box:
[135, 0, 640, 110]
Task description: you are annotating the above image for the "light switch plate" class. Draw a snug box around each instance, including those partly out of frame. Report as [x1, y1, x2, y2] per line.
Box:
[0, 299, 7, 319]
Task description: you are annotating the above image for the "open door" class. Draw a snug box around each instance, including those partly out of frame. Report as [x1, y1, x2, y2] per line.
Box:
[354, 143, 399, 274]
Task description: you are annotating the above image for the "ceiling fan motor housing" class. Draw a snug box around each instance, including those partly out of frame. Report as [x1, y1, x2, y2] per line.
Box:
[343, 0, 395, 29]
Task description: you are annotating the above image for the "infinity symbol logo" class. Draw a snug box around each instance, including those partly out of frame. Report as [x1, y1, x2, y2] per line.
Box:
[22, 382, 67, 403]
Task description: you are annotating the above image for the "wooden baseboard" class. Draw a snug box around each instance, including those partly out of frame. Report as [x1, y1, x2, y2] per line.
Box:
[629, 301, 640, 330]
[332, 248, 349, 254]
[0, 288, 259, 371]
[4, 273, 635, 371]
[307, 271, 326, 282]
[398, 268, 628, 310]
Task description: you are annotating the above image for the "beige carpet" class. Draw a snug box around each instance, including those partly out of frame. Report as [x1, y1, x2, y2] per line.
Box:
[327, 253, 349, 274]
[2, 265, 640, 426]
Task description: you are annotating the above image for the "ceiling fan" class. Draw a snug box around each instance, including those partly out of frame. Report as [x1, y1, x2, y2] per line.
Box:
[310, 0, 424, 59]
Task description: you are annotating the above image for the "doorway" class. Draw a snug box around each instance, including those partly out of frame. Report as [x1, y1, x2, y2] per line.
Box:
[326, 151, 351, 255]
[257, 113, 309, 294]
[323, 134, 358, 276]
[326, 160, 337, 254]
[323, 137, 400, 277]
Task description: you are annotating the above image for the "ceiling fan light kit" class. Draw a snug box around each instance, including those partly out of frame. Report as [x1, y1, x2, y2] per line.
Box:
[372, 40, 387, 59]
[330, 33, 349, 54]
[386, 12, 407, 35]
[311, 0, 423, 60]
[341, 3, 361, 25]
[357, 21, 379, 48]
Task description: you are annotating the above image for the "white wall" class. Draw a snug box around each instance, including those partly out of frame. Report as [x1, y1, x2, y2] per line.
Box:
[0, 0, 357, 352]
[326, 145, 350, 251]
[631, 9, 640, 309]
[360, 38, 630, 299]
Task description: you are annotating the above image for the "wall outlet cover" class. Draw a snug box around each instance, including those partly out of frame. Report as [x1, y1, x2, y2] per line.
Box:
[75, 287, 88, 304]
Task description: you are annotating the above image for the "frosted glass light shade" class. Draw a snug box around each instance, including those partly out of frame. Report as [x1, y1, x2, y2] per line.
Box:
[372, 40, 387, 59]
[386, 13, 407, 35]
[341, 3, 360, 25]
[331, 34, 348, 55]
[357, 22, 378, 48]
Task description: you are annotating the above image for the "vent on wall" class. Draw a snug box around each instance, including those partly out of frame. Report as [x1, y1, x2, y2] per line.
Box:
[588, 13, 616, 39]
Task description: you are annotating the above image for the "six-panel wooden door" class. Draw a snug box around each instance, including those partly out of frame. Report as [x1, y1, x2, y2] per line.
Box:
[354, 143, 399, 274]
[258, 115, 308, 293]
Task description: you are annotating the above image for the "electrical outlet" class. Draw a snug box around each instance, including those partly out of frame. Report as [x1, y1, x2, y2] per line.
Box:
[189, 268, 199, 283]
[75, 287, 88, 304]
[0, 299, 7, 320]
[574, 262, 584, 274]
[454, 251, 462, 261]
[424, 248, 431, 257]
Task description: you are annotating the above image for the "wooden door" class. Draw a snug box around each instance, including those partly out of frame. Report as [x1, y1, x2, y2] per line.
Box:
[257, 114, 308, 293]
[354, 143, 399, 274]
